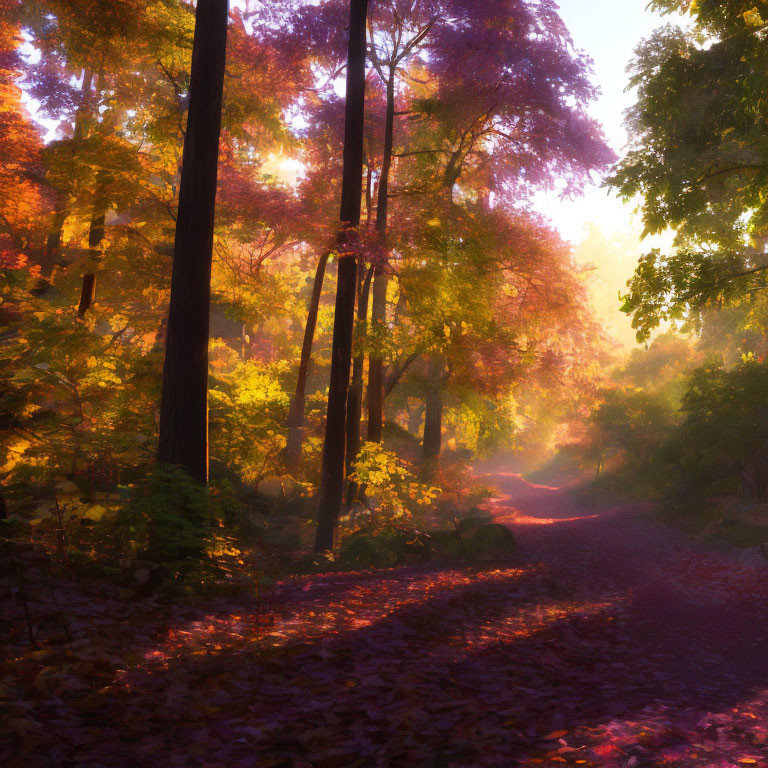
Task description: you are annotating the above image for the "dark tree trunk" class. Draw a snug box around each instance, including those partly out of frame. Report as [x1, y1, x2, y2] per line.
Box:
[314, 0, 369, 552]
[366, 73, 396, 443]
[376, 75, 395, 238]
[345, 263, 374, 508]
[366, 268, 388, 442]
[42, 188, 69, 276]
[422, 358, 446, 463]
[364, 160, 373, 224]
[77, 170, 109, 317]
[384, 350, 420, 400]
[0, 490, 7, 521]
[157, 0, 228, 486]
[284, 249, 330, 468]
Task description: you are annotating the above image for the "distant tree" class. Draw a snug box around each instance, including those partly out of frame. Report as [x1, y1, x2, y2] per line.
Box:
[679, 360, 768, 501]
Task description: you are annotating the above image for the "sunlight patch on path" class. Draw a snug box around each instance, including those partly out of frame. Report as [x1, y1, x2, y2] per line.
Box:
[482, 498, 605, 526]
[475, 470, 563, 491]
[148, 566, 540, 662]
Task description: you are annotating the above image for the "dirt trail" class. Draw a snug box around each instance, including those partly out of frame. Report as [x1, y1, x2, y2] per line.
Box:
[6, 466, 768, 767]
[483, 469, 768, 681]
[476, 467, 768, 764]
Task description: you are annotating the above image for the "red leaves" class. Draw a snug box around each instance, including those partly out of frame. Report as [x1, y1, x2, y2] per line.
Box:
[5, 472, 768, 766]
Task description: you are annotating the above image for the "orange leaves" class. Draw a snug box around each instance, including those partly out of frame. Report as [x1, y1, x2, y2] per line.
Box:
[542, 729, 569, 740]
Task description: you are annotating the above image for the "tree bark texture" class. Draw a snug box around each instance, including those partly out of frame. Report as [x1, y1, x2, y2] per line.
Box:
[422, 357, 446, 463]
[157, 0, 228, 486]
[77, 169, 109, 317]
[284, 249, 330, 467]
[345, 263, 374, 508]
[314, 0, 369, 552]
[366, 73, 395, 442]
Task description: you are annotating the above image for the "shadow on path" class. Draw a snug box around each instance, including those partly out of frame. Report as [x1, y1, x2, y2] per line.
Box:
[5, 462, 768, 767]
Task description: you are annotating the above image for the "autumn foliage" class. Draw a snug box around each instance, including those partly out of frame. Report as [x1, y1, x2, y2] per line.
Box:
[0, 0, 610, 553]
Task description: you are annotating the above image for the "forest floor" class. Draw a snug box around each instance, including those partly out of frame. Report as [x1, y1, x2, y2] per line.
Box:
[4, 463, 768, 767]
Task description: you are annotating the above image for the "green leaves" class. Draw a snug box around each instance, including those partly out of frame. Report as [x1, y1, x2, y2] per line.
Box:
[610, 4, 768, 340]
[123, 463, 211, 567]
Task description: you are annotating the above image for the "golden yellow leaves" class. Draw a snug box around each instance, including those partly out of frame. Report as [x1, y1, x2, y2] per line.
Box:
[349, 442, 441, 518]
[0, 436, 31, 474]
[82, 504, 108, 522]
[743, 8, 765, 27]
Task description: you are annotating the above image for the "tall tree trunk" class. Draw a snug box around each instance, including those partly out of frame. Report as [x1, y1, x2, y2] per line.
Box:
[366, 72, 396, 443]
[344, 158, 375, 501]
[77, 170, 109, 317]
[419, 158, 461, 467]
[422, 357, 446, 464]
[157, 0, 228, 486]
[345, 263, 374, 508]
[284, 249, 330, 468]
[366, 268, 388, 441]
[314, 0, 369, 552]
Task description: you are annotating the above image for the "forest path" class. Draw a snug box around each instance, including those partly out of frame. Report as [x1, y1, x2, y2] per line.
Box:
[6, 463, 768, 767]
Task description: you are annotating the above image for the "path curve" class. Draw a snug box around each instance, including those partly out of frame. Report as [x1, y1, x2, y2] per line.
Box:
[6, 465, 768, 767]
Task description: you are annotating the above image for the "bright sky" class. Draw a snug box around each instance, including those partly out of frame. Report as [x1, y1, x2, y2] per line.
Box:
[534, 0, 686, 348]
[536, 0, 682, 240]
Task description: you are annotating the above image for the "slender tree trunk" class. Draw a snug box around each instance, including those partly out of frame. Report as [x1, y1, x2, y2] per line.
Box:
[73, 70, 93, 142]
[157, 0, 228, 486]
[40, 71, 93, 279]
[422, 357, 446, 463]
[314, 0, 369, 552]
[77, 170, 109, 317]
[367, 268, 388, 441]
[345, 263, 374, 508]
[285, 249, 330, 467]
[419, 164, 461, 467]
[376, 74, 395, 237]
[364, 160, 373, 224]
[366, 73, 396, 443]
[408, 400, 424, 435]
[384, 349, 420, 400]
[346, 263, 373, 465]
[0, 490, 7, 521]
[41, 189, 69, 276]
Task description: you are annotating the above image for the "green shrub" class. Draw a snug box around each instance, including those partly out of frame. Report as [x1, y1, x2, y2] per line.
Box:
[465, 523, 516, 560]
[338, 527, 434, 569]
[120, 463, 211, 570]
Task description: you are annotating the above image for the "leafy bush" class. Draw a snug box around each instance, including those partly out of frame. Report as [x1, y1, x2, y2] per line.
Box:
[338, 527, 435, 569]
[674, 360, 768, 500]
[119, 463, 211, 569]
[349, 442, 440, 520]
[576, 358, 768, 508]
[465, 523, 516, 559]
